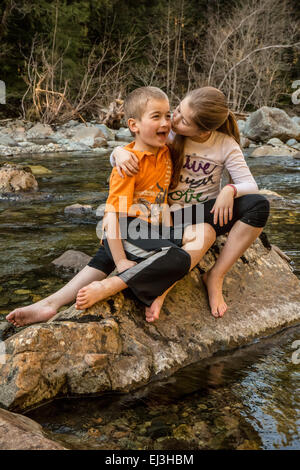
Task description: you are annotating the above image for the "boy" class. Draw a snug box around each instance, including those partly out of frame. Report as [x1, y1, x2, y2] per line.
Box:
[7, 86, 211, 327]
[75, 86, 192, 316]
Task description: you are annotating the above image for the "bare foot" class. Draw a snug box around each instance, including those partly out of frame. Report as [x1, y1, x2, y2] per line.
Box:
[6, 301, 57, 327]
[202, 270, 227, 318]
[76, 277, 126, 310]
[145, 296, 165, 323]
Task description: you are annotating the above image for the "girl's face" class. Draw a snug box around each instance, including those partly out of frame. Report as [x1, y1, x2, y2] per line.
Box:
[172, 97, 211, 141]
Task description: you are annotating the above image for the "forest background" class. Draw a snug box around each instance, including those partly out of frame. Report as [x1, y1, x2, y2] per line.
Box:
[0, 0, 299, 124]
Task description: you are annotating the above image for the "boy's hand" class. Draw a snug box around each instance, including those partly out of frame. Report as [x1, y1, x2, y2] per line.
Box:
[116, 258, 137, 273]
[210, 185, 235, 227]
[114, 146, 139, 177]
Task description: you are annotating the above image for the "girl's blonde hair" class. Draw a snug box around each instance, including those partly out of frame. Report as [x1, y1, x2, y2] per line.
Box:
[170, 86, 240, 189]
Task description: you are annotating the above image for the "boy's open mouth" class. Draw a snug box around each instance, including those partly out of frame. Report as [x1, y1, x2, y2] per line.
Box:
[156, 131, 167, 138]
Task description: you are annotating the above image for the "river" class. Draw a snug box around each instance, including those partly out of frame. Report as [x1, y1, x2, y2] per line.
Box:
[0, 149, 299, 450]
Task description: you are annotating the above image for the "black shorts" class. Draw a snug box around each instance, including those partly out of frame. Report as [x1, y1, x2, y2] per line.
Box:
[88, 217, 191, 306]
[172, 194, 270, 237]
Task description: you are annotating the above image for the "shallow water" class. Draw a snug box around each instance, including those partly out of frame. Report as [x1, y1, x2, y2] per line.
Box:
[0, 149, 299, 449]
[26, 324, 300, 450]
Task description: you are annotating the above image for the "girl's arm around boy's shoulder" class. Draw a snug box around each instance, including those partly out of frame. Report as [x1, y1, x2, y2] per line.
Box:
[109, 146, 139, 177]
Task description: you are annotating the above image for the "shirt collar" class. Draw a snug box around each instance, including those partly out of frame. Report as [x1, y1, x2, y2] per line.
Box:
[124, 141, 169, 162]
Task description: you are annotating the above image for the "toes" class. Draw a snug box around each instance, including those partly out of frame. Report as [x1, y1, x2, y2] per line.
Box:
[75, 304, 85, 310]
[76, 300, 87, 308]
[145, 309, 155, 322]
[76, 300, 89, 309]
[146, 317, 154, 323]
[219, 304, 227, 317]
[77, 292, 87, 298]
[146, 314, 154, 322]
[211, 306, 219, 318]
[77, 288, 88, 296]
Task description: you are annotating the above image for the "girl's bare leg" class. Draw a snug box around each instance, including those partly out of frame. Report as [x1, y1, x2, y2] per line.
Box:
[203, 220, 263, 318]
[6, 266, 107, 327]
[145, 223, 216, 322]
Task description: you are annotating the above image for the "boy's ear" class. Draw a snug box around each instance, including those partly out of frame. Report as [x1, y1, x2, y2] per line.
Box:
[128, 118, 139, 135]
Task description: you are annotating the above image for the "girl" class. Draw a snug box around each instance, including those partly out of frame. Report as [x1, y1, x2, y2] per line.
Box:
[110, 86, 270, 321]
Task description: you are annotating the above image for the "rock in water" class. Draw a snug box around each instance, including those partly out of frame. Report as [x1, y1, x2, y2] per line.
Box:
[64, 204, 93, 216]
[0, 408, 66, 450]
[0, 163, 38, 193]
[27, 165, 52, 176]
[244, 107, 300, 142]
[51, 249, 92, 273]
[0, 237, 299, 411]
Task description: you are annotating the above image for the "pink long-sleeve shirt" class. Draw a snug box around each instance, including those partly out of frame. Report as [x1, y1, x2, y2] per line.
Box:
[167, 131, 258, 207]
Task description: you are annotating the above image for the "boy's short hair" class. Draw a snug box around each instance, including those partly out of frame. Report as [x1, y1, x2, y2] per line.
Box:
[124, 86, 168, 121]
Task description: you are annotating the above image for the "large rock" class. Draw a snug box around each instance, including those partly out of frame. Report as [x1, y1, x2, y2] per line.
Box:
[115, 127, 133, 143]
[237, 120, 245, 134]
[0, 408, 66, 450]
[291, 116, 300, 126]
[0, 163, 38, 193]
[286, 138, 298, 147]
[72, 126, 106, 147]
[64, 141, 90, 152]
[249, 145, 297, 157]
[0, 236, 299, 412]
[94, 123, 115, 141]
[244, 107, 300, 142]
[26, 123, 54, 139]
[0, 134, 18, 147]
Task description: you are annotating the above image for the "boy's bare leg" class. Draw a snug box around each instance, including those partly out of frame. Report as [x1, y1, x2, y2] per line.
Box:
[146, 223, 216, 323]
[75, 276, 128, 309]
[6, 266, 107, 327]
[203, 220, 263, 318]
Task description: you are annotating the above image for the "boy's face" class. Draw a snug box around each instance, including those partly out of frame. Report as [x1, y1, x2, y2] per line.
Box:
[129, 98, 171, 151]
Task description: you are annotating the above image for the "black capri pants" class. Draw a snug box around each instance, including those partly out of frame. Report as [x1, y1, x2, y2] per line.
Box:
[172, 194, 270, 237]
[88, 195, 269, 305]
[88, 217, 191, 306]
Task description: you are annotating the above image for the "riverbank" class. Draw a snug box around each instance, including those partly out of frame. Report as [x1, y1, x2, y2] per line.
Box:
[0, 106, 300, 160]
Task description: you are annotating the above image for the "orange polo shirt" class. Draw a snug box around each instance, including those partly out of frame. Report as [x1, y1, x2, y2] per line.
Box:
[105, 142, 172, 223]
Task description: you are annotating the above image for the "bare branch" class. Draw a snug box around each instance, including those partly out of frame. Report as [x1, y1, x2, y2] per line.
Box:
[218, 42, 300, 89]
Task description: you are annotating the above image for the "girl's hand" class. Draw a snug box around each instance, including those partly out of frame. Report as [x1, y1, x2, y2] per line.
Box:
[210, 186, 235, 227]
[113, 146, 139, 178]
